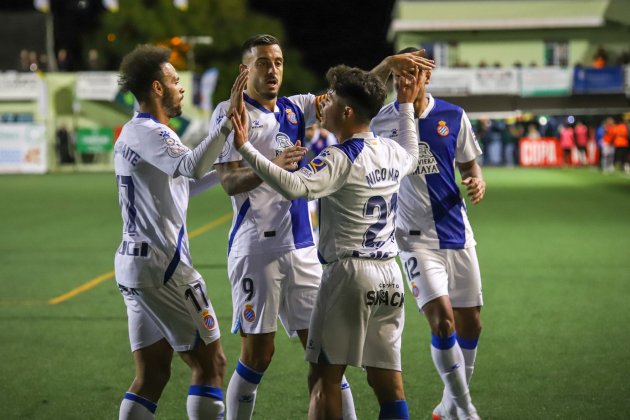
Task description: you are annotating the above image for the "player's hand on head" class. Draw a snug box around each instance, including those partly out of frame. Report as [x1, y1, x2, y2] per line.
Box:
[229, 67, 249, 118]
[390, 49, 435, 77]
[396, 66, 421, 104]
[272, 140, 307, 170]
[462, 177, 486, 204]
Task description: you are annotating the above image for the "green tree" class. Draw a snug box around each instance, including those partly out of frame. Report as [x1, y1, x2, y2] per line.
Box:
[90, 0, 319, 104]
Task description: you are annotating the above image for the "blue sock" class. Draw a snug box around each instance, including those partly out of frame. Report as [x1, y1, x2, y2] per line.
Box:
[379, 400, 409, 419]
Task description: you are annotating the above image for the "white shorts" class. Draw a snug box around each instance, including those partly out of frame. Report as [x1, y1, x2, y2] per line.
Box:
[400, 247, 483, 310]
[119, 277, 221, 352]
[228, 246, 322, 337]
[305, 258, 405, 371]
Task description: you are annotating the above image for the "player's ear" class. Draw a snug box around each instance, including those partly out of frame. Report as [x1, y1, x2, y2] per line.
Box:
[425, 70, 432, 85]
[152, 80, 163, 97]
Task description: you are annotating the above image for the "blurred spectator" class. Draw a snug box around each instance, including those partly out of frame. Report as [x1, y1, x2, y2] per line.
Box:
[574, 121, 589, 165]
[602, 117, 616, 172]
[559, 124, 575, 165]
[513, 60, 523, 68]
[529, 61, 538, 67]
[87, 49, 101, 70]
[526, 123, 541, 140]
[57, 49, 69, 72]
[56, 124, 75, 164]
[39, 54, 48, 72]
[617, 49, 630, 65]
[305, 122, 337, 161]
[504, 120, 522, 167]
[595, 119, 606, 168]
[593, 46, 608, 68]
[611, 116, 629, 173]
[493, 61, 501, 68]
[478, 59, 488, 68]
[18, 49, 29, 72]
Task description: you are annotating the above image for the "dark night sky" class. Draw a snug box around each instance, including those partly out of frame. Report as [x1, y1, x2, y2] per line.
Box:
[0, 0, 397, 73]
[249, 0, 397, 76]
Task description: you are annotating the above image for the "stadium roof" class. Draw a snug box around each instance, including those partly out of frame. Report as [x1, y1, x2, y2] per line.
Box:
[391, 0, 630, 33]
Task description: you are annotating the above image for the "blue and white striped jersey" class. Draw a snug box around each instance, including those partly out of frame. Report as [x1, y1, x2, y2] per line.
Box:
[371, 94, 482, 250]
[210, 93, 325, 257]
[114, 113, 199, 288]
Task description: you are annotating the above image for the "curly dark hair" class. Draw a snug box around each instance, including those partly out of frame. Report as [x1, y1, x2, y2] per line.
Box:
[241, 34, 281, 60]
[325, 65, 386, 123]
[118, 45, 170, 103]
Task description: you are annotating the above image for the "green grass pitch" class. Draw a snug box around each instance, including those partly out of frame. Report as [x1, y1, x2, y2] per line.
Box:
[1, 168, 629, 419]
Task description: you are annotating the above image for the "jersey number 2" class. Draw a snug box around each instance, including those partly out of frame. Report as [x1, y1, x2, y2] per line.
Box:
[362, 193, 397, 249]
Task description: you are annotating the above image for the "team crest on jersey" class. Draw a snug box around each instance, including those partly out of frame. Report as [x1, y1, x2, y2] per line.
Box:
[243, 304, 256, 323]
[437, 121, 449, 137]
[202, 309, 216, 330]
[285, 108, 298, 125]
[162, 135, 189, 158]
[410, 281, 420, 298]
[412, 141, 440, 175]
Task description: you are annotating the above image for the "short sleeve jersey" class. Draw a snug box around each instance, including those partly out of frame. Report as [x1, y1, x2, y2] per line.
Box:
[292, 133, 417, 264]
[371, 94, 482, 250]
[114, 113, 200, 288]
[210, 93, 325, 257]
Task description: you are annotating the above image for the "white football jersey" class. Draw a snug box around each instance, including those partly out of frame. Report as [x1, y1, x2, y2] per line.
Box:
[114, 113, 200, 288]
[294, 132, 417, 263]
[371, 94, 482, 250]
[210, 93, 325, 257]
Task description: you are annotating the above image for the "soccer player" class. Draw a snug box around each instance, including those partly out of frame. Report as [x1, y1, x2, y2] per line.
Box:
[209, 34, 433, 420]
[209, 34, 354, 420]
[114, 44, 248, 420]
[371, 47, 486, 420]
[230, 64, 422, 420]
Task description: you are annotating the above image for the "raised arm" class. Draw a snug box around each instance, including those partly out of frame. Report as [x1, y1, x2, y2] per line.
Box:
[396, 67, 422, 164]
[177, 68, 249, 179]
[371, 49, 435, 85]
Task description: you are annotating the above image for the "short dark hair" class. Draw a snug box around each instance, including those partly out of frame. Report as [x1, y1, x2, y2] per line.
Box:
[397, 47, 420, 54]
[325, 65, 386, 123]
[241, 34, 281, 60]
[118, 45, 170, 103]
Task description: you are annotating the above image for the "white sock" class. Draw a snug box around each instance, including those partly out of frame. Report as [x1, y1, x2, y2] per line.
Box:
[431, 334, 474, 415]
[341, 375, 357, 420]
[187, 385, 225, 419]
[226, 360, 263, 420]
[119, 393, 156, 420]
[457, 336, 479, 386]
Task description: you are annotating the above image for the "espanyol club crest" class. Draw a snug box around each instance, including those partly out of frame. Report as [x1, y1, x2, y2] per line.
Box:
[286, 108, 298, 125]
[410, 281, 420, 298]
[202, 309, 216, 330]
[243, 304, 256, 322]
[437, 120, 449, 137]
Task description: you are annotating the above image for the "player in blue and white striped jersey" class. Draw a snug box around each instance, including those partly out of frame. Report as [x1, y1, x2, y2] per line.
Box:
[208, 34, 340, 420]
[371, 47, 485, 420]
[114, 45, 248, 420]
[231, 65, 422, 420]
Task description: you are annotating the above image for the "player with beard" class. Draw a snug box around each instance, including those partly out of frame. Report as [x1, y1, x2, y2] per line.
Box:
[114, 44, 254, 420]
[209, 34, 434, 420]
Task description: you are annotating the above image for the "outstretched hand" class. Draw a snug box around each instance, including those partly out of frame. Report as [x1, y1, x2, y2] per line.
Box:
[389, 49, 435, 77]
[461, 177, 485, 204]
[228, 67, 249, 118]
[271, 140, 308, 170]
